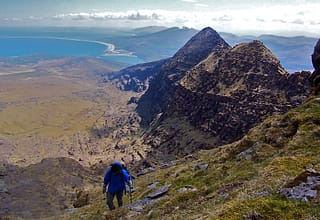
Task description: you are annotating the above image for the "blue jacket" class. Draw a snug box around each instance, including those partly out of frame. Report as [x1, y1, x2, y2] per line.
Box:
[103, 162, 130, 193]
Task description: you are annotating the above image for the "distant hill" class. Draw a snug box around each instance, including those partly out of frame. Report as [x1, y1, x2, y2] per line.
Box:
[132, 26, 168, 35]
[108, 27, 198, 62]
[1, 27, 315, 72]
[106, 27, 317, 72]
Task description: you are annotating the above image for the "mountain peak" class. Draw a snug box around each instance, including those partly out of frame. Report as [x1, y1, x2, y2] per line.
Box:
[195, 26, 218, 36]
[174, 27, 228, 58]
[232, 40, 268, 52]
[160, 27, 230, 78]
[229, 40, 288, 76]
[137, 27, 231, 125]
[180, 39, 287, 92]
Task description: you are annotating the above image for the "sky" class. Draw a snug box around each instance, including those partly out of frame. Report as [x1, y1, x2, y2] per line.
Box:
[0, 0, 319, 37]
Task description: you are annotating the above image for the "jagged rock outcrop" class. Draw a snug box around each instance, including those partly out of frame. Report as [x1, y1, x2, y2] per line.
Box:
[281, 169, 320, 201]
[142, 39, 310, 159]
[310, 39, 320, 94]
[175, 40, 309, 139]
[137, 27, 231, 125]
[107, 59, 167, 92]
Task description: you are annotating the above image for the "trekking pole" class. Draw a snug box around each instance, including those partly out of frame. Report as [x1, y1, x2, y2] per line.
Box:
[128, 177, 134, 204]
[129, 188, 133, 204]
[128, 180, 134, 204]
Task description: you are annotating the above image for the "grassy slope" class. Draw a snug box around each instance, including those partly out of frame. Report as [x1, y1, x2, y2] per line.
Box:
[59, 96, 320, 220]
[0, 74, 105, 137]
[0, 59, 140, 166]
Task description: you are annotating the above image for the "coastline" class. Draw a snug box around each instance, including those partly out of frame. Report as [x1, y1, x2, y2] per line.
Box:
[0, 36, 136, 57]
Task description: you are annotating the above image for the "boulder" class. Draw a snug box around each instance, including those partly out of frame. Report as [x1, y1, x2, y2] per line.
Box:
[128, 196, 169, 212]
[195, 163, 209, 170]
[280, 169, 320, 201]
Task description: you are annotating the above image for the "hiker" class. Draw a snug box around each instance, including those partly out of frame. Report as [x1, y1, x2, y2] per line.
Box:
[102, 161, 132, 210]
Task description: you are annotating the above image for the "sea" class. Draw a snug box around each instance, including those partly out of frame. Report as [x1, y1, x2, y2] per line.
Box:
[0, 35, 144, 66]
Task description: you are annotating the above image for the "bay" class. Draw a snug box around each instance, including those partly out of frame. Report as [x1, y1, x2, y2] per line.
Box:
[0, 37, 144, 65]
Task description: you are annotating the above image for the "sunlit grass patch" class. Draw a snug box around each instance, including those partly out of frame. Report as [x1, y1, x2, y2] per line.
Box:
[0, 98, 97, 137]
[211, 196, 320, 220]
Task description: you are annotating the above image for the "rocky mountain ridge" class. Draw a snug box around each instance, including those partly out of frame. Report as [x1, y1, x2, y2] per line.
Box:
[135, 28, 310, 160]
[136, 27, 231, 126]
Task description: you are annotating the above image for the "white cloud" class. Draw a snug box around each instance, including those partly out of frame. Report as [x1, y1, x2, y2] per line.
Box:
[292, 18, 304, 24]
[181, 0, 198, 3]
[194, 3, 209, 7]
[4, 3, 320, 37]
[51, 6, 320, 36]
[28, 16, 43, 21]
[4, 17, 23, 22]
[218, 15, 233, 22]
[54, 10, 162, 21]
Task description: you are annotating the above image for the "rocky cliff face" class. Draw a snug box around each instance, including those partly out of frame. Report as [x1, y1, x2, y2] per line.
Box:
[310, 39, 320, 94]
[107, 59, 167, 92]
[141, 38, 310, 160]
[136, 27, 231, 125]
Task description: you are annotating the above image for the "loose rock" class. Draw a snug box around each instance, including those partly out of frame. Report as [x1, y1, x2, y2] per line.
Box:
[147, 184, 171, 199]
[178, 185, 197, 193]
[137, 167, 156, 176]
[147, 182, 159, 189]
[195, 163, 209, 170]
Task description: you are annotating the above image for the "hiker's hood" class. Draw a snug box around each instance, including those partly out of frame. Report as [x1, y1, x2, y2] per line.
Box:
[113, 161, 123, 167]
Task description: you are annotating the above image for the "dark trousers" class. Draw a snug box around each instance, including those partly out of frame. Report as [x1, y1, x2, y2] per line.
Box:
[107, 191, 124, 210]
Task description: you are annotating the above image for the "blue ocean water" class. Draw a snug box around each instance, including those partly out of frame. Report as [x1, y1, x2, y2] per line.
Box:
[0, 37, 144, 65]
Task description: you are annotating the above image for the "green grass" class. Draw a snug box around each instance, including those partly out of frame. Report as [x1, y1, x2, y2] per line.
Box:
[0, 98, 97, 137]
[211, 196, 320, 220]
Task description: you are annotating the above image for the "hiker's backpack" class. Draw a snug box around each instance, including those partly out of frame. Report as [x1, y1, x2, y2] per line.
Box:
[110, 162, 133, 182]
